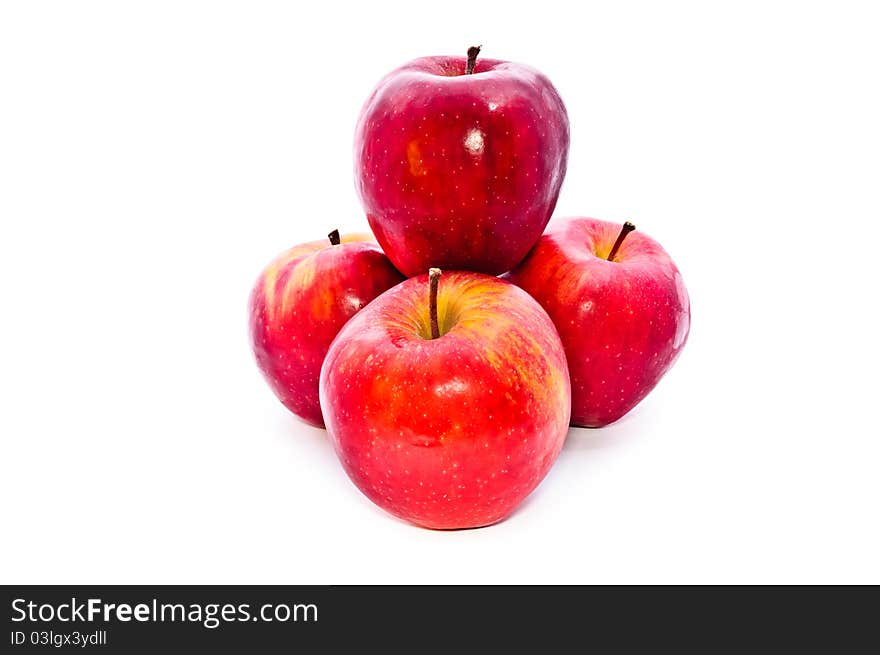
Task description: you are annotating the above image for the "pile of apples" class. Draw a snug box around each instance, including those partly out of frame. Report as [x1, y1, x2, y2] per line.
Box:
[249, 48, 690, 529]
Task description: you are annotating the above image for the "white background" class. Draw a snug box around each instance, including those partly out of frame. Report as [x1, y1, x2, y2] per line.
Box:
[2, 1, 878, 584]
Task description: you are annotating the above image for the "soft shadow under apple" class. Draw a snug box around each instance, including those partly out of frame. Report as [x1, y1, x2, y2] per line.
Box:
[562, 410, 647, 452]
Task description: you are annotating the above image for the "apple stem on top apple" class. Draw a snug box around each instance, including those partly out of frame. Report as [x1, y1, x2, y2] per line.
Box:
[465, 45, 482, 75]
[429, 268, 442, 339]
[607, 221, 636, 262]
[328, 229, 341, 246]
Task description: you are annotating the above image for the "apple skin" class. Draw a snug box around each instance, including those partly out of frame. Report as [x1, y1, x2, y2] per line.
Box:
[507, 218, 690, 428]
[354, 54, 569, 276]
[319, 272, 571, 529]
[249, 233, 404, 427]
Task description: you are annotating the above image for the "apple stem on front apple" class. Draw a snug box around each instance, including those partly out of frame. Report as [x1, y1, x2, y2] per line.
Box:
[465, 45, 482, 75]
[607, 221, 636, 262]
[429, 267, 441, 339]
[328, 229, 341, 246]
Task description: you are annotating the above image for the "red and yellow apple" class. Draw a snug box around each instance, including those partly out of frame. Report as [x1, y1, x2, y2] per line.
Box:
[354, 47, 569, 276]
[508, 218, 690, 428]
[319, 270, 571, 529]
[249, 231, 404, 427]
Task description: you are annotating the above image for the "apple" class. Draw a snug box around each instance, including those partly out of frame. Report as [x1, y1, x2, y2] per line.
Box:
[354, 46, 570, 276]
[319, 269, 571, 529]
[507, 218, 690, 428]
[249, 230, 404, 427]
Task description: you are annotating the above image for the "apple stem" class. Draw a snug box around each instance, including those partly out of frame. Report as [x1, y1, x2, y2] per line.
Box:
[607, 221, 636, 262]
[429, 268, 441, 339]
[465, 45, 482, 75]
[328, 229, 341, 246]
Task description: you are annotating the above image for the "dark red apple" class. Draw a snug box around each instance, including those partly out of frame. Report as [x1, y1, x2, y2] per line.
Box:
[319, 270, 571, 529]
[508, 218, 690, 428]
[249, 230, 404, 427]
[354, 47, 569, 276]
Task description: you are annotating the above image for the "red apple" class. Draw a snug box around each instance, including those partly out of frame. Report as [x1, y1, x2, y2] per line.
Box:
[508, 218, 690, 428]
[249, 230, 404, 427]
[354, 46, 569, 276]
[319, 270, 571, 529]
